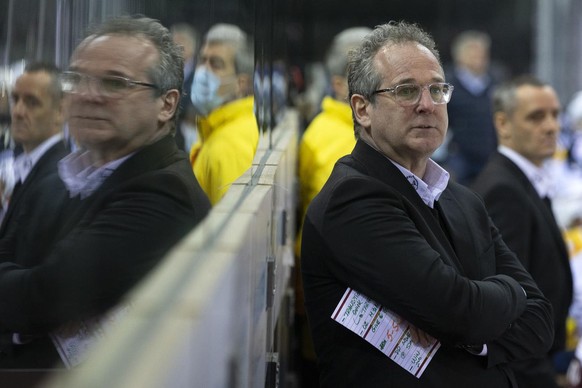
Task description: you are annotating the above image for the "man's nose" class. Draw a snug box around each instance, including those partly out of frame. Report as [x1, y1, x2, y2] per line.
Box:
[11, 99, 25, 117]
[545, 115, 560, 132]
[416, 88, 436, 112]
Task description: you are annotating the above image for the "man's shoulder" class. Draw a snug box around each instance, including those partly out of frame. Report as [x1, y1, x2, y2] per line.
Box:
[30, 141, 69, 175]
[308, 155, 382, 209]
[471, 155, 525, 194]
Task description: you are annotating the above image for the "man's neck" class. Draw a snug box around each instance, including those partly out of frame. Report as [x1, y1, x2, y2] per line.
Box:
[88, 130, 168, 167]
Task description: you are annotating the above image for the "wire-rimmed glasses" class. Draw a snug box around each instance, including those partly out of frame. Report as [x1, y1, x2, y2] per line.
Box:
[372, 82, 454, 106]
[60, 71, 159, 98]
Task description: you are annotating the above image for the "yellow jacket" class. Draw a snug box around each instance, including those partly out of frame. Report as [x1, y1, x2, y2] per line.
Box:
[190, 96, 258, 204]
[296, 97, 355, 256]
[298, 96, 355, 220]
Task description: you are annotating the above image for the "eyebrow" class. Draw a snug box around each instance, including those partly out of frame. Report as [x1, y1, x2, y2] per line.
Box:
[525, 107, 561, 119]
[67, 66, 132, 78]
[391, 76, 445, 85]
[201, 55, 226, 67]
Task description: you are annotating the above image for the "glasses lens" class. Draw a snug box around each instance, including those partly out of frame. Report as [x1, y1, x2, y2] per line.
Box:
[61, 72, 81, 93]
[394, 84, 420, 103]
[429, 84, 446, 103]
[100, 76, 129, 96]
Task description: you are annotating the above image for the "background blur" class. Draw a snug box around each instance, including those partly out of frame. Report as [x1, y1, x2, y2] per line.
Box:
[2, 0, 582, 130]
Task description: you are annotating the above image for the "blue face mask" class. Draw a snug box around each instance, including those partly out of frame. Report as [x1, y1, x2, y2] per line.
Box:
[190, 66, 224, 117]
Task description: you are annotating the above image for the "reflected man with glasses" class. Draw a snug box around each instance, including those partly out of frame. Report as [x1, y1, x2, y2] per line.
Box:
[301, 21, 553, 387]
[0, 16, 210, 371]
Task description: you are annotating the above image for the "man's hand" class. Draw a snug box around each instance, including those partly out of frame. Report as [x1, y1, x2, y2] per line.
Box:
[408, 324, 434, 348]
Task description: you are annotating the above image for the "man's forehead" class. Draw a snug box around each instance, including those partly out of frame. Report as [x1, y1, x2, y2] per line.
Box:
[73, 33, 155, 58]
[201, 42, 235, 60]
[14, 71, 50, 92]
[375, 42, 444, 82]
[71, 33, 158, 74]
[516, 85, 560, 105]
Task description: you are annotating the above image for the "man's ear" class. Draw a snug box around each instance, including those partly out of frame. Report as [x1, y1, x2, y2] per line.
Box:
[55, 99, 66, 129]
[331, 75, 349, 102]
[494, 111, 510, 140]
[237, 73, 251, 97]
[351, 93, 371, 129]
[158, 89, 180, 123]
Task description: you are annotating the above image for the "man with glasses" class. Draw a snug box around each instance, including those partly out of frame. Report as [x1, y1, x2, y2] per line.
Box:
[301, 21, 553, 387]
[0, 16, 210, 371]
[472, 75, 572, 388]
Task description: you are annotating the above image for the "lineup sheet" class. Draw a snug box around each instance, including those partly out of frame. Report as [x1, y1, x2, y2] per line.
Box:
[51, 304, 130, 368]
[332, 288, 440, 378]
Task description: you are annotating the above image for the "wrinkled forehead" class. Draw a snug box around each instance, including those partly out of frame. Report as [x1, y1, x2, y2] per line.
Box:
[71, 33, 157, 60]
[71, 33, 159, 72]
[375, 42, 444, 82]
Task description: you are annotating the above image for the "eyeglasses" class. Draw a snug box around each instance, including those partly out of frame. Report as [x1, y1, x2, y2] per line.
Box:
[372, 82, 454, 106]
[60, 71, 159, 98]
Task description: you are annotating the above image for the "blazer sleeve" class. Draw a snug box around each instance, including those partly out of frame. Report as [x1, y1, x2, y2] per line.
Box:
[309, 175, 528, 345]
[480, 203, 555, 366]
[0, 170, 203, 332]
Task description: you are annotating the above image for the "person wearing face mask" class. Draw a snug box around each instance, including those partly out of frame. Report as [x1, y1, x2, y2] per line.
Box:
[189, 23, 258, 205]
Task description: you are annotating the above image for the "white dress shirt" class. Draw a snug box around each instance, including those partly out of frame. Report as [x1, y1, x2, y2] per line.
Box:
[58, 151, 133, 199]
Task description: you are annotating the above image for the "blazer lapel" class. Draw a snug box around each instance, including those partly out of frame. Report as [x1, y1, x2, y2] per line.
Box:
[0, 141, 68, 236]
[496, 153, 570, 261]
[58, 135, 180, 235]
[350, 141, 466, 275]
[436, 190, 481, 278]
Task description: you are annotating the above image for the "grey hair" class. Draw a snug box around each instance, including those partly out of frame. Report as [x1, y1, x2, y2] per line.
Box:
[325, 27, 372, 77]
[451, 30, 491, 61]
[492, 74, 547, 116]
[347, 21, 440, 138]
[24, 62, 63, 103]
[81, 15, 184, 130]
[205, 23, 254, 76]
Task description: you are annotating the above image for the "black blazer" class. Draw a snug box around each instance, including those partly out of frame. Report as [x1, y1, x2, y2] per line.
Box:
[0, 135, 210, 367]
[301, 141, 553, 388]
[472, 153, 573, 375]
[0, 140, 69, 240]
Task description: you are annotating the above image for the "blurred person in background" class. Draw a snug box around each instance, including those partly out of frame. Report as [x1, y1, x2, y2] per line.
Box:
[189, 23, 258, 205]
[445, 30, 501, 185]
[0, 62, 69, 233]
[171, 22, 199, 151]
[0, 77, 14, 211]
[295, 26, 371, 387]
[298, 27, 371, 232]
[472, 75, 572, 388]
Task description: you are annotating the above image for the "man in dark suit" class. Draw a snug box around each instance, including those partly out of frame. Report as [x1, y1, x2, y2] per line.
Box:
[444, 30, 500, 186]
[301, 21, 553, 388]
[0, 62, 69, 240]
[0, 16, 211, 371]
[472, 75, 572, 388]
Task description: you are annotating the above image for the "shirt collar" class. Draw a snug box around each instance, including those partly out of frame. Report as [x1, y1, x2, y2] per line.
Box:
[498, 145, 554, 198]
[391, 158, 450, 208]
[13, 133, 63, 183]
[455, 67, 491, 95]
[58, 150, 133, 199]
